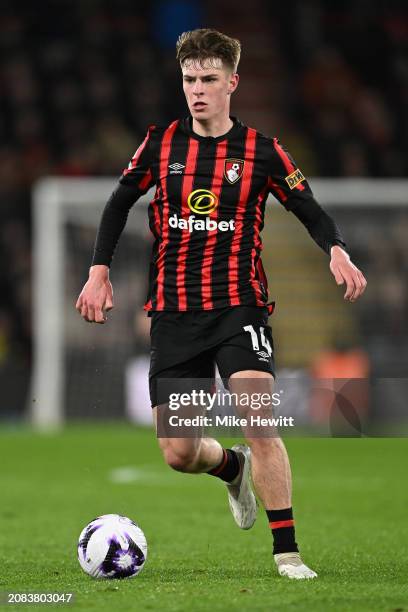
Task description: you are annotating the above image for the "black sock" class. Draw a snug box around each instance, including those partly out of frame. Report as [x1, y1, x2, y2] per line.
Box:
[266, 507, 299, 554]
[207, 448, 240, 483]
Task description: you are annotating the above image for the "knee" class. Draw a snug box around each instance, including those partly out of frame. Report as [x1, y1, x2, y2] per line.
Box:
[247, 436, 283, 454]
[162, 446, 198, 473]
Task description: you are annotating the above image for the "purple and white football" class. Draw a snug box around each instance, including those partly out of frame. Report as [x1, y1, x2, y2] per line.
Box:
[78, 514, 147, 579]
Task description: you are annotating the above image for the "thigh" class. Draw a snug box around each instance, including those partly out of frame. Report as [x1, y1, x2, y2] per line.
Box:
[149, 310, 215, 408]
[149, 350, 216, 409]
[152, 406, 203, 455]
[228, 369, 278, 438]
[215, 308, 275, 381]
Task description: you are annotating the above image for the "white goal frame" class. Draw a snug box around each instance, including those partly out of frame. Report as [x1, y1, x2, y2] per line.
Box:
[31, 177, 408, 429]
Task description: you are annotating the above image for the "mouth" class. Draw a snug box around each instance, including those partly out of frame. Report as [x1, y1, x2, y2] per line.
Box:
[192, 102, 207, 111]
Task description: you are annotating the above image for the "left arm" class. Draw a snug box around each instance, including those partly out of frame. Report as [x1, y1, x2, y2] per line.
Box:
[289, 197, 367, 302]
[266, 137, 367, 302]
[328, 244, 367, 302]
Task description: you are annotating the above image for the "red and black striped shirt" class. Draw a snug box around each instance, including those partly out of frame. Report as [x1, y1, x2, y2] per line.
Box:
[105, 116, 317, 312]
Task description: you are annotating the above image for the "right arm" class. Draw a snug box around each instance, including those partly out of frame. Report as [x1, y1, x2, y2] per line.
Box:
[76, 126, 156, 323]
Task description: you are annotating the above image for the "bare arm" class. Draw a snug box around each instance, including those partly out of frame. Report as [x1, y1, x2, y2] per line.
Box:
[75, 265, 114, 324]
[329, 245, 367, 302]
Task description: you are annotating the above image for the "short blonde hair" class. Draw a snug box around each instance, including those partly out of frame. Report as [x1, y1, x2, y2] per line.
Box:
[176, 28, 241, 73]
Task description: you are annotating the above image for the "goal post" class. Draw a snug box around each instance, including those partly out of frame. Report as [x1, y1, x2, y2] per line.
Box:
[31, 177, 150, 429]
[30, 177, 408, 430]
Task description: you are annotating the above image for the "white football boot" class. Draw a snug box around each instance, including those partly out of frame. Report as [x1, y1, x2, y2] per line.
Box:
[226, 444, 257, 530]
[274, 552, 318, 580]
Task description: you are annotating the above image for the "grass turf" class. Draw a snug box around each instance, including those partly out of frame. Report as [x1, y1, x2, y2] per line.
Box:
[0, 425, 407, 611]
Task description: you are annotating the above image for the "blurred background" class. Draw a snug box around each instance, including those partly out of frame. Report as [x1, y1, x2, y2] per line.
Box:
[0, 0, 407, 429]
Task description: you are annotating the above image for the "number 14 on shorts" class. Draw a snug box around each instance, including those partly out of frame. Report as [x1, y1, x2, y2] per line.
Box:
[243, 325, 273, 360]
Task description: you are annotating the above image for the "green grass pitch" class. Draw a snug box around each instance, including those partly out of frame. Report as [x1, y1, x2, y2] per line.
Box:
[1, 425, 407, 611]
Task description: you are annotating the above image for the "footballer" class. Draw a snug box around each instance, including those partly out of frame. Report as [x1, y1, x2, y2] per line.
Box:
[76, 29, 367, 580]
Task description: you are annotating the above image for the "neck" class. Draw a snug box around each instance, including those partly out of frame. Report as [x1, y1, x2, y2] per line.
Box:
[192, 112, 233, 138]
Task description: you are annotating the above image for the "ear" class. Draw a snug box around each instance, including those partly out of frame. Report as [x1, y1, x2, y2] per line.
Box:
[228, 72, 239, 95]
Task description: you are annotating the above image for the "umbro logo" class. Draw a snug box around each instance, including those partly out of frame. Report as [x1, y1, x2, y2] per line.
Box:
[169, 162, 185, 174]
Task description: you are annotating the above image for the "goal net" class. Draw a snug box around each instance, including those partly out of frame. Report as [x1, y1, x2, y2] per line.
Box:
[31, 177, 408, 429]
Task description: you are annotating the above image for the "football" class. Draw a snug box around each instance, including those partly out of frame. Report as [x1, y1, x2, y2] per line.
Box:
[77, 514, 147, 579]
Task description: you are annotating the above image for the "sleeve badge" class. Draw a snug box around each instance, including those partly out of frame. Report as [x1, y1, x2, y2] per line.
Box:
[285, 169, 305, 189]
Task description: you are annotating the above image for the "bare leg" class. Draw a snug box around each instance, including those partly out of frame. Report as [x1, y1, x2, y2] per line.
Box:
[229, 371, 317, 578]
[152, 406, 223, 473]
[228, 371, 292, 509]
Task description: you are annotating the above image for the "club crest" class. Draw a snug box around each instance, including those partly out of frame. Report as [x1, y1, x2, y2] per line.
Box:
[224, 159, 244, 184]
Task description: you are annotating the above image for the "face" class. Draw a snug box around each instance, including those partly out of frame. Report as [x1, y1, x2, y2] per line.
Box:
[181, 57, 239, 121]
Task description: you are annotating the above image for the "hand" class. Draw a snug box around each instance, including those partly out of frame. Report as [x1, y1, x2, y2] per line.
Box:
[75, 265, 114, 323]
[329, 246, 367, 302]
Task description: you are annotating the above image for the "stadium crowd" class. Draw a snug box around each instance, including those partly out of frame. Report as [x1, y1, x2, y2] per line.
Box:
[0, 0, 406, 415]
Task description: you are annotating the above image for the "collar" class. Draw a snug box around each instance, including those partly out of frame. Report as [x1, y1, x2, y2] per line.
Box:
[179, 115, 244, 143]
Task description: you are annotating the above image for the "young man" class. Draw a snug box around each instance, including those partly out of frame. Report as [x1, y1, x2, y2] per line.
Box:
[76, 29, 366, 579]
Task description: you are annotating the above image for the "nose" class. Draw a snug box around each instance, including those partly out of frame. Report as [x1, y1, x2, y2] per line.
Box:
[192, 80, 204, 96]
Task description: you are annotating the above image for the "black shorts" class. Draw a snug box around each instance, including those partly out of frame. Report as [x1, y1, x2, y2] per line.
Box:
[149, 306, 275, 408]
